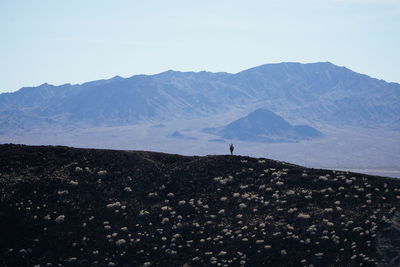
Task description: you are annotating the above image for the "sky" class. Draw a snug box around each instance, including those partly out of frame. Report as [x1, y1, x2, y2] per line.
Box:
[0, 0, 399, 93]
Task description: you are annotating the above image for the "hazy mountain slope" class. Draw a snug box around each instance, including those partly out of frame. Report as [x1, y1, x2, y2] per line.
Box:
[1, 144, 399, 266]
[0, 62, 399, 132]
[232, 62, 400, 126]
[207, 108, 322, 142]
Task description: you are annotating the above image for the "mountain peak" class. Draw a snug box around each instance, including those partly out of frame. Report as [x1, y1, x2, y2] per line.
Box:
[248, 108, 281, 117]
[110, 75, 123, 80]
[39, 82, 52, 87]
[214, 108, 322, 143]
[237, 61, 340, 75]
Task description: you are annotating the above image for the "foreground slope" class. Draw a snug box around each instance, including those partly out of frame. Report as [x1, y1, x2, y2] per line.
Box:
[0, 144, 399, 266]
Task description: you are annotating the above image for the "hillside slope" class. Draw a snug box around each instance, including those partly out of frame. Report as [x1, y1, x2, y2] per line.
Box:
[1, 144, 399, 266]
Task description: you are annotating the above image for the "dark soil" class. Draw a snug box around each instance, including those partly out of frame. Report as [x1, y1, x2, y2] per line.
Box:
[0, 144, 399, 266]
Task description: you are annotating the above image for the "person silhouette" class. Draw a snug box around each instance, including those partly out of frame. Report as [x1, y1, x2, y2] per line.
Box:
[229, 143, 234, 155]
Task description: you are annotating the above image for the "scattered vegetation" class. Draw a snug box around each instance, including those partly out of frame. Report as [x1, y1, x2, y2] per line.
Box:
[0, 144, 399, 266]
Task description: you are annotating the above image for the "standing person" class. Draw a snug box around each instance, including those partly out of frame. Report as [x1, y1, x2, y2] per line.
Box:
[229, 143, 234, 155]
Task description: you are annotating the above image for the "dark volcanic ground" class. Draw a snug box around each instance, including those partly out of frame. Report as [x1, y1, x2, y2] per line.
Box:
[0, 144, 399, 267]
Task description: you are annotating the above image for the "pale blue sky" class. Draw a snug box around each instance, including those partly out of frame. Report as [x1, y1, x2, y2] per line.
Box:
[0, 0, 399, 92]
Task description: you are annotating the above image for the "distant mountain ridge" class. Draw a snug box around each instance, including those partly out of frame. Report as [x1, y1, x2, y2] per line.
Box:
[1, 62, 399, 133]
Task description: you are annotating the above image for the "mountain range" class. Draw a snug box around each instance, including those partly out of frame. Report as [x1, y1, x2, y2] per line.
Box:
[0, 62, 399, 173]
[1, 62, 399, 132]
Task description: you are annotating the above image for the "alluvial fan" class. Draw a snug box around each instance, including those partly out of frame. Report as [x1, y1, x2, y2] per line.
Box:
[0, 144, 399, 266]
